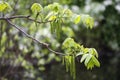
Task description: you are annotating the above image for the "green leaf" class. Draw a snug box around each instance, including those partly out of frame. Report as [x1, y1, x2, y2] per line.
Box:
[80, 14, 94, 29]
[92, 48, 98, 58]
[45, 12, 54, 20]
[92, 56, 100, 67]
[48, 15, 57, 21]
[85, 16, 94, 29]
[86, 48, 98, 58]
[51, 2, 61, 12]
[0, 1, 12, 12]
[74, 15, 81, 24]
[31, 3, 43, 13]
[62, 27, 75, 37]
[83, 48, 89, 53]
[76, 52, 83, 57]
[46, 2, 62, 12]
[80, 54, 89, 63]
[86, 59, 94, 69]
[62, 38, 75, 49]
[84, 54, 92, 66]
[62, 9, 73, 17]
[0, 2, 7, 12]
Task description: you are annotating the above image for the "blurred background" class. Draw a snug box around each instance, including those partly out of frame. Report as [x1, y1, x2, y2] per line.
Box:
[0, 0, 120, 80]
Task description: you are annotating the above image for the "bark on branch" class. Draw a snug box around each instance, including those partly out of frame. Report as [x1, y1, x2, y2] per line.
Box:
[5, 19, 65, 56]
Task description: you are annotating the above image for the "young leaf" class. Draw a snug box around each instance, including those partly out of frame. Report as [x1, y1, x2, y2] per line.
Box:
[76, 52, 83, 57]
[0, 1, 12, 12]
[62, 9, 73, 17]
[62, 27, 75, 37]
[80, 54, 89, 63]
[86, 59, 94, 69]
[83, 48, 89, 53]
[92, 56, 100, 67]
[31, 3, 43, 13]
[46, 3, 62, 12]
[84, 54, 92, 66]
[45, 12, 54, 20]
[85, 16, 94, 29]
[92, 48, 98, 58]
[51, 2, 61, 12]
[0, 2, 6, 12]
[48, 15, 57, 21]
[74, 15, 81, 24]
[62, 38, 75, 49]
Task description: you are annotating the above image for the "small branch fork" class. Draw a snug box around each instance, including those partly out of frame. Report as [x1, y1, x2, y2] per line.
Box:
[0, 15, 65, 56]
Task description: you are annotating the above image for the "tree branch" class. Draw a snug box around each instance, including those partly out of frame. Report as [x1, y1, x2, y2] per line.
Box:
[0, 15, 51, 24]
[6, 19, 65, 56]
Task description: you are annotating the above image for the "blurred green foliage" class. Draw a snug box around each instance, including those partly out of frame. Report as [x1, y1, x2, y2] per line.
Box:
[0, 0, 120, 80]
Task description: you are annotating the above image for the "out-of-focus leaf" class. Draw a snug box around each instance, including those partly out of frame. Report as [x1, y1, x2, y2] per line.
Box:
[74, 15, 81, 24]
[0, 1, 12, 12]
[48, 15, 57, 21]
[31, 3, 43, 13]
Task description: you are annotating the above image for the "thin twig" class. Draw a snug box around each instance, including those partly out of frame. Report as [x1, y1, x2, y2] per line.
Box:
[0, 15, 51, 24]
[6, 19, 65, 56]
[0, 15, 29, 19]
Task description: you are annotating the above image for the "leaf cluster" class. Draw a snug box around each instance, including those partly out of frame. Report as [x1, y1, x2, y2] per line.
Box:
[0, 1, 100, 80]
[30, 2, 94, 39]
[62, 38, 100, 79]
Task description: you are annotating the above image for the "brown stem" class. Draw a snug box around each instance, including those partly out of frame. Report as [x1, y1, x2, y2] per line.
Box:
[6, 19, 65, 56]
